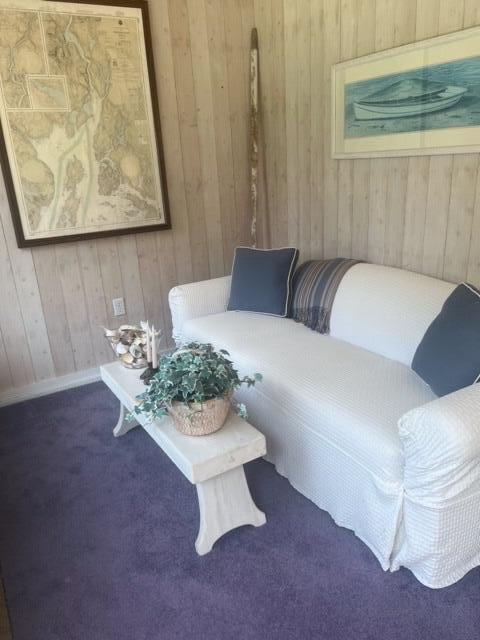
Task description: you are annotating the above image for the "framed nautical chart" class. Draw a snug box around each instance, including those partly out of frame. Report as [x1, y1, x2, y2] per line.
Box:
[0, 0, 170, 247]
[332, 25, 480, 158]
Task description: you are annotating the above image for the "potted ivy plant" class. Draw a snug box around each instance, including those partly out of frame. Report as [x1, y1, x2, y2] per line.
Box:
[134, 342, 262, 436]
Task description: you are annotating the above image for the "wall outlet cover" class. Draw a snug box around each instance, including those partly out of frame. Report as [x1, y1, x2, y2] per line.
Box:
[112, 297, 126, 316]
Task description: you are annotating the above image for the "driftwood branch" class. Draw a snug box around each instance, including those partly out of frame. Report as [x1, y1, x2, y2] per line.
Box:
[250, 28, 259, 248]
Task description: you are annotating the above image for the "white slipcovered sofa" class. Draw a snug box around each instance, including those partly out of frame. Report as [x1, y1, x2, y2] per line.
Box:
[168, 263, 480, 588]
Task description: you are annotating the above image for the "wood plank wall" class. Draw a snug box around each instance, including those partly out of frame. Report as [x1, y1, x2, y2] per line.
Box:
[2, 0, 480, 395]
[253, 0, 480, 280]
[0, 0, 254, 393]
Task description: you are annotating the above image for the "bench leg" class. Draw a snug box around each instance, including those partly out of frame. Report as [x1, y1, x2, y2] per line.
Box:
[113, 403, 139, 438]
[195, 465, 266, 555]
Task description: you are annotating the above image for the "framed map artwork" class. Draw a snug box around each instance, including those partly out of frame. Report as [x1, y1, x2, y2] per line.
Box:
[0, 0, 170, 247]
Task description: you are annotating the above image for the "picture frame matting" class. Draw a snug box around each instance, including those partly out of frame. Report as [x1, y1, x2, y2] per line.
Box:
[332, 25, 480, 159]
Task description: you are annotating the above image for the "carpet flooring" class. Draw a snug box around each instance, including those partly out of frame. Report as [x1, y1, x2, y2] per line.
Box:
[0, 381, 479, 640]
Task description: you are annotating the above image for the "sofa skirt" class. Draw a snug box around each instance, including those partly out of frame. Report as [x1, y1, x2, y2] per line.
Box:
[235, 385, 404, 571]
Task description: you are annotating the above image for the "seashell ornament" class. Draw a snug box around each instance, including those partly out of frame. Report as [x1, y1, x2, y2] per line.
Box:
[129, 343, 143, 359]
[103, 323, 153, 370]
[121, 353, 135, 365]
[116, 342, 129, 355]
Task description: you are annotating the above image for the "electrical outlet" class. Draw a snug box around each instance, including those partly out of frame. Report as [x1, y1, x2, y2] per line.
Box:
[112, 297, 126, 317]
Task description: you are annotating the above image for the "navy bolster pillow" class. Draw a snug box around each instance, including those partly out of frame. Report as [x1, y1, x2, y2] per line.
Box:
[227, 247, 299, 317]
[412, 283, 480, 396]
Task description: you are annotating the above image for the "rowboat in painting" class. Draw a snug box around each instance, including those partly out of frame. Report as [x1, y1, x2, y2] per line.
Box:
[353, 78, 467, 120]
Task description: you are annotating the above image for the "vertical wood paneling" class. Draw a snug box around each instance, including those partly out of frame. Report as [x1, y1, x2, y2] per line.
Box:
[442, 6, 479, 282]
[205, 0, 241, 270]
[383, 1, 416, 267]
[33, 246, 76, 376]
[367, 0, 395, 264]
[337, 0, 357, 258]
[421, 156, 454, 277]
[270, 0, 288, 248]
[3, 0, 480, 395]
[0, 235, 35, 387]
[95, 238, 125, 327]
[0, 327, 12, 392]
[438, 0, 464, 27]
[155, 231, 178, 350]
[260, 0, 279, 250]
[384, 158, 408, 266]
[464, 0, 480, 285]
[187, 0, 225, 278]
[440, 3, 477, 284]
[322, 0, 340, 259]
[76, 242, 112, 366]
[297, 0, 312, 260]
[150, 0, 193, 286]
[0, 200, 54, 381]
[136, 232, 165, 338]
[284, 0, 299, 248]
[368, 159, 388, 264]
[252, 0, 269, 247]
[402, 156, 430, 271]
[443, 155, 477, 281]
[466, 167, 480, 283]
[351, 0, 375, 260]
[224, 0, 253, 250]
[55, 245, 96, 371]
[116, 236, 146, 324]
[309, 0, 324, 259]
[402, 0, 440, 272]
[421, 1, 463, 277]
[0, 0, 252, 392]
[254, 0, 480, 287]
[168, 0, 210, 282]
[464, 0, 480, 25]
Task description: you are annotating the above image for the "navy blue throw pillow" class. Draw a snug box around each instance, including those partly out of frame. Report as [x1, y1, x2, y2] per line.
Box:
[412, 283, 480, 397]
[227, 247, 299, 317]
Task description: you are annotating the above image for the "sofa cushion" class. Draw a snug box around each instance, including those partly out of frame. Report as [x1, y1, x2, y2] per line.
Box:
[227, 247, 299, 317]
[330, 263, 455, 366]
[182, 311, 435, 483]
[412, 283, 480, 396]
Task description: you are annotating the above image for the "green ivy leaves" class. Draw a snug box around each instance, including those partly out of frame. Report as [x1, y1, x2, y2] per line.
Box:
[134, 343, 262, 422]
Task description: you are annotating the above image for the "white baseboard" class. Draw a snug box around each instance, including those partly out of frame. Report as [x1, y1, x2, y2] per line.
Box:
[0, 347, 173, 409]
[0, 367, 101, 408]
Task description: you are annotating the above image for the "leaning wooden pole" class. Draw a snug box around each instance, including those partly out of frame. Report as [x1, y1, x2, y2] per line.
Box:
[249, 28, 259, 248]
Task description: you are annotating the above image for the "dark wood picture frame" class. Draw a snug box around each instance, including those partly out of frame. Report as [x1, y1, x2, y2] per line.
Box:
[0, 0, 171, 248]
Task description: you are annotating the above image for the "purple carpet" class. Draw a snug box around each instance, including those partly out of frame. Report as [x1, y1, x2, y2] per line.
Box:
[0, 382, 479, 640]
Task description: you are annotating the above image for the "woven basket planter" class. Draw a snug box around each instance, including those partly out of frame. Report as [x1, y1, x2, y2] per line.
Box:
[168, 393, 232, 436]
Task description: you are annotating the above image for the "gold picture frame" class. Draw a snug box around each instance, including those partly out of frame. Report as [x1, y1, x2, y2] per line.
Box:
[332, 25, 480, 159]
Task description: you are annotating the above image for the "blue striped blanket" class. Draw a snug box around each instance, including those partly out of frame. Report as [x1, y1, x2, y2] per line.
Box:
[290, 258, 361, 333]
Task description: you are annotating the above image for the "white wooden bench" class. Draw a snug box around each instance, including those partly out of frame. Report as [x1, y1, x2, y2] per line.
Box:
[100, 361, 266, 554]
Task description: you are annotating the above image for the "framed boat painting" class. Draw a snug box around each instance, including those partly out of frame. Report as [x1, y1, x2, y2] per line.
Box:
[332, 26, 480, 159]
[0, 0, 170, 247]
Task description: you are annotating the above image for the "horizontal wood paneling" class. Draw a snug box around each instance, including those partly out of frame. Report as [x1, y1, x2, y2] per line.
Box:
[0, 0, 254, 393]
[254, 0, 480, 285]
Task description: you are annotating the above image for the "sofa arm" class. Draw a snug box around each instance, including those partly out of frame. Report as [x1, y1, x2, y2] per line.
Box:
[398, 384, 480, 503]
[168, 276, 231, 345]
